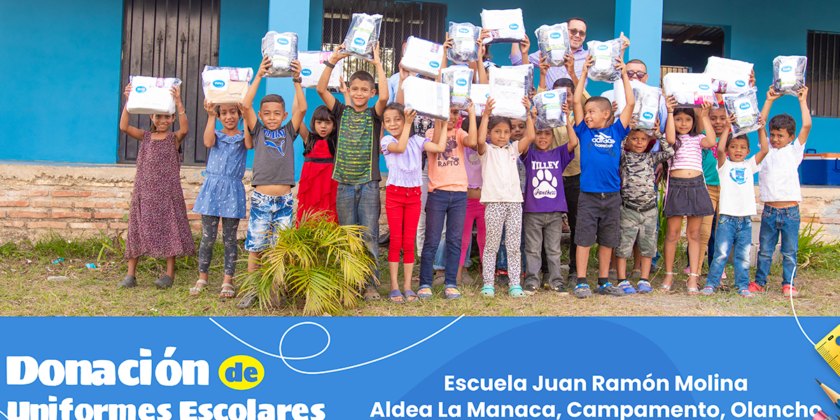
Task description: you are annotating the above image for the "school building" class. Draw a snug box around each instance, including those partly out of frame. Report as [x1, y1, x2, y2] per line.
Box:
[2, 0, 840, 245]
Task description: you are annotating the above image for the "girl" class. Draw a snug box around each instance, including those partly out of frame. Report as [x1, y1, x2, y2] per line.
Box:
[474, 97, 535, 298]
[118, 83, 195, 289]
[297, 105, 339, 223]
[457, 129, 485, 286]
[662, 98, 717, 294]
[381, 103, 448, 303]
[189, 100, 254, 298]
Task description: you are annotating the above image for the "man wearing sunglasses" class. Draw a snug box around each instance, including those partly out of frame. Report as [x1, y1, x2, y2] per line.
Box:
[510, 17, 589, 90]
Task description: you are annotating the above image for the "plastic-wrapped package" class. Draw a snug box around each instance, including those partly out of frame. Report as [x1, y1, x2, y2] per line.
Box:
[201, 66, 253, 104]
[126, 76, 182, 115]
[534, 89, 567, 130]
[448, 22, 480, 64]
[403, 77, 452, 122]
[298, 51, 344, 89]
[704, 56, 752, 94]
[261, 31, 298, 78]
[470, 84, 491, 114]
[480, 9, 525, 45]
[441, 67, 474, 109]
[662, 73, 715, 108]
[723, 87, 761, 137]
[401, 36, 444, 79]
[339, 13, 382, 61]
[632, 82, 662, 133]
[489, 67, 529, 120]
[773, 55, 807, 96]
[501, 64, 534, 91]
[586, 39, 622, 82]
[535, 23, 570, 66]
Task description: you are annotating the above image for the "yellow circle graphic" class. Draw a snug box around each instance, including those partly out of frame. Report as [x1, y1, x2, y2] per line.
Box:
[218, 355, 264, 390]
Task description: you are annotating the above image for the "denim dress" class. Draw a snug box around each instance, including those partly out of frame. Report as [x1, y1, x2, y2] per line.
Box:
[192, 131, 247, 219]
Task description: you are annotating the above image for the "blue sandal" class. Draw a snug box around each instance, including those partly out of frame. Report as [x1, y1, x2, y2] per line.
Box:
[417, 286, 433, 300]
[480, 285, 495, 297]
[403, 289, 418, 303]
[700, 286, 715, 296]
[444, 286, 461, 300]
[509, 285, 526, 298]
[388, 289, 405, 304]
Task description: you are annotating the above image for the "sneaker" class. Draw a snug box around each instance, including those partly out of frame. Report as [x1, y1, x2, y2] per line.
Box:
[574, 284, 592, 299]
[523, 284, 538, 295]
[598, 282, 625, 296]
[637, 280, 653, 293]
[617, 280, 637, 294]
[738, 289, 755, 298]
[550, 282, 570, 295]
[748, 282, 766, 293]
[783, 285, 799, 298]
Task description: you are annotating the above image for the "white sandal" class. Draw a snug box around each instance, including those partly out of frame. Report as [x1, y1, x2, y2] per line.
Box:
[189, 279, 207, 296]
[220, 283, 235, 299]
[660, 272, 675, 292]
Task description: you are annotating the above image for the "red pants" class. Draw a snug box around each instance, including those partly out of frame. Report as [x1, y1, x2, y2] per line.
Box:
[461, 198, 486, 265]
[385, 185, 422, 263]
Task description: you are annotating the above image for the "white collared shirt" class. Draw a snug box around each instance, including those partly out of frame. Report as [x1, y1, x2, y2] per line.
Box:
[759, 139, 805, 202]
[479, 141, 524, 204]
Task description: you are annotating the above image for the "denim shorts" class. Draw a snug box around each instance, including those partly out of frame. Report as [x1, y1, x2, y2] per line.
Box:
[245, 191, 294, 252]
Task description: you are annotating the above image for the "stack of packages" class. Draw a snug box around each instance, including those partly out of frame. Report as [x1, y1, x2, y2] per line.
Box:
[535, 23, 570, 66]
[261, 31, 298, 77]
[586, 39, 622, 82]
[533, 89, 567, 129]
[704, 56, 753, 94]
[401, 36, 444, 78]
[403, 77, 452, 121]
[201, 67, 253, 104]
[614, 80, 662, 133]
[441, 67, 474, 109]
[723, 87, 762, 136]
[126, 76, 182, 114]
[489, 66, 529, 120]
[773, 55, 807, 96]
[663, 73, 715, 108]
[480, 8, 525, 44]
[298, 51, 345, 89]
[339, 13, 382, 61]
[447, 22, 480, 64]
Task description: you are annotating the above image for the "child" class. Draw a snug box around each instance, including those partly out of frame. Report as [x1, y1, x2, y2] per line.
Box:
[521, 104, 577, 294]
[494, 114, 528, 285]
[190, 100, 254, 298]
[615, 123, 674, 294]
[118, 83, 195, 289]
[475, 97, 535, 298]
[381, 104, 449, 303]
[458, 130, 485, 286]
[297, 105, 339, 223]
[570, 54, 635, 298]
[752, 86, 811, 297]
[317, 43, 388, 301]
[237, 58, 307, 308]
[662, 99, 717, 294]
[702, 113, 769, 297]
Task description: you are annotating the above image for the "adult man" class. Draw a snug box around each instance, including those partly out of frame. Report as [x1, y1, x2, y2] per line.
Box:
[510, 18, 589, 90]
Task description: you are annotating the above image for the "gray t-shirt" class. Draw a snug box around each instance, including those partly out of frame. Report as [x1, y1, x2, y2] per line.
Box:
[250, 120, 297, 187]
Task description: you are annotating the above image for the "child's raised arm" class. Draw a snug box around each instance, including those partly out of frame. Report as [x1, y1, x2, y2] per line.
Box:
[537, 54, 548, 91]
[425, 116, 449, 153]
[441, 36, 452, 72]
[395, 63, 408, 105]
[290, 60, 307, 133]
[463, 104, 478, 148]
[699, 100, 717, 148]
[564, 102, 579, 153]
[172, 85, 189, 145]
[573, 55, 591, 126]
[797, 86, 812, 145]
[517, 96, 535, 153]
[317, 45, 350, 112]
[617, 57, 634, 129]
[664, 95, 677, 146]
[476, 38, 489, 85]
[119, 83, 146, 141]
[759, 85, 781, 132]
[203, 99, 217, 148]
[242, 57, 270, 131]
[476, 98, 494, 155]
[388, 109, 417, 154]
[755, 115, 769, 164]
[717, 114, 731, 168]
[373, 43, 388, 116]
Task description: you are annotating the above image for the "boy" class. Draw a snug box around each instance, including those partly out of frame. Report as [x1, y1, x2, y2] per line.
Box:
[521, 105, 577, 294]
[571, 53, 634, 298]
[702, 113, 769, 297]
[751, 86, 811, 297]
[238, 57, 307, 308]
[615, 125, 674, 294]
[317, 43, 389, 301]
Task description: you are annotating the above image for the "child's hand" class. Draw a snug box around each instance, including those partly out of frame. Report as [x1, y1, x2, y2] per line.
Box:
[331, 44, 350, 62]
[170, 84, 182, 103]
[484, 97, 495, 117]
[399, 63, 410, 81]
[124, 83, 132, 99]
[468, 102, 477, 116]
[619, 32, 630, 53]
[538, 54, 549, 76]
[749, 69, 756, 88]
[204, 99, 216, 117]
[520, 34, 530, 55]
[666, 95, 677, 113]
[529, 105, 538, 120]
[237, 103, 245, 117]
[766, 85, 782, 102]
[798, 86, 809, 103]
[338, 75, 348, 94]
[758, 116, 766, 128]
[521, 95, 532, 111]
[564, 52, 575, 73]
[372, 41, 382, 65]
[443, 37, 454, 51]
[653, 117, 660, 133]
[700, 99, 713, 114]
[476, 39, 485, 61]
[728, 112, 737, 125]
[629, 121, 637, 130]
[614, 56, 626, 73]
[479, 28, 491, 41]
[562, 102, 571, 116]
[257, 56, 271, 77]
[612, 101, 618, 114]
[290, 60, 302, 79]
[583, 55, 594, 72]
[405, 108, 417, 123]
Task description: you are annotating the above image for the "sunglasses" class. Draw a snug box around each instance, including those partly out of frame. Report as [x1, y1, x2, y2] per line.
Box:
[627, 71, 647, 79]
[569, 29, 586, 37]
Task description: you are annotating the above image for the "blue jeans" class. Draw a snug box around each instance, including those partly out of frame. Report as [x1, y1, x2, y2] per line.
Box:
[336, 181, 381, 288]
[755, 204, 800, 286]
[706, 215, 752, 291]
[245, 192, 294, 252]
[420, 189, 467, 288]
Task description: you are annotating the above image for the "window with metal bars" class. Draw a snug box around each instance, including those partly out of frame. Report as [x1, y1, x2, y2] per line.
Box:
[807, 30, 840, 118]
[659, 65, 691, 89]
[321, 0, 448, 86]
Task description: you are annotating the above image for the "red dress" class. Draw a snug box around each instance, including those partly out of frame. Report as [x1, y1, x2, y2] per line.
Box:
[125, 131, 196, 259]
[296, 139, 338, 223]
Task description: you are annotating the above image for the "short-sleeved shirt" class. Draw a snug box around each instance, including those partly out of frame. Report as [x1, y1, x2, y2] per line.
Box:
[330, 102, 382, 185]
[719, 157, 760, 216]
[620, 135, 675, 208]
[193, 131, 248, 219]
[424, 128, 469, 192]
[464, 146, 483, 189]
[670, 134, 704, 172]
[522, 146, 574, 212]
[759, 139, 805, 202]
[381, 134, 429, 188]
[574, 120, 630, 193]
[479, 141, 523, 204]
[251, 120, 297, 187]
[701, 147, 721, 186]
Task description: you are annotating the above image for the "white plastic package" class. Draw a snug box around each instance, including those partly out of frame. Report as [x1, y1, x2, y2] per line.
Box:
[339, 13, 382, 61]
[470, 84, 491, 114]
[126, 76, 182, 115]
[535, 23, 570, 67]
[201, 66, 253, 104]
[448, 22, 480, 64]
[773, 55, 807, 96]
[662, 73, 715, 108]
[403, 77, 452, 122]
[534, 89, 567, 130]
[723, 87, 761, 137]
[480, 9, 526, 45]
[261, 31, 298, 78]
[501, 64, 534, 92]
[489, 67, 529, 120]
[298, 51, 344, 89]
[632, 82, 662, 133]
[441, 67, 474, 110]
[401, 36, 444, 79]
[586, 39, 622, 82]
[704, 56, 752, 94]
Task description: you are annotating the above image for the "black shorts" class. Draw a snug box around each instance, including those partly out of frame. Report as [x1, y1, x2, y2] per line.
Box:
[664, 174, 714, 218]
[575, 191, 621, 248]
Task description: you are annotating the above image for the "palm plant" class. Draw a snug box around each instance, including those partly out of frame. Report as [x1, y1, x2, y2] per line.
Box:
[236, 210, 375, 315]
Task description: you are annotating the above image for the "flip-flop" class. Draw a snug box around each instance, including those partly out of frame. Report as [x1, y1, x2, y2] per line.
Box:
[388, 289, 405, 304]
[403, 289, 418, 302]
[154, 274, 174, 289]
[189, 279, 207, 296]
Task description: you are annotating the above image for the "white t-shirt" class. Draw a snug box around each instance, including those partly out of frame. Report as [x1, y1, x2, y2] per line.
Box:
[479, 141, 523, 204]
[758, 139, 805, 202]
[718, 156, 760, 217]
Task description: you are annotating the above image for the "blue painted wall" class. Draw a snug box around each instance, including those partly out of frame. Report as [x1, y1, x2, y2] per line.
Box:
[0, 0, 124, 164]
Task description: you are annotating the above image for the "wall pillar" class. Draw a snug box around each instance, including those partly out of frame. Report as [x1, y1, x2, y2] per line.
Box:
[615, 0, 663, 83]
